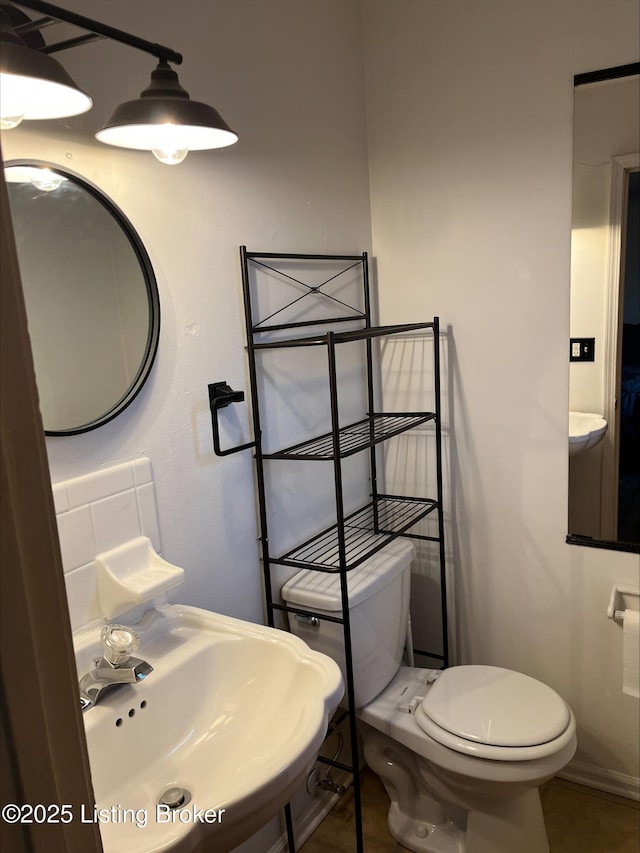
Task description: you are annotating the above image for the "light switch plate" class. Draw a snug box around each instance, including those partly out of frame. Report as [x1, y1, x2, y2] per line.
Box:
[570, 338, 595, 362]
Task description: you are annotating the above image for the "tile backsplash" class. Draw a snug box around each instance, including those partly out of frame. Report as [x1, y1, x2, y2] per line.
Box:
[53, 457, 162, 632]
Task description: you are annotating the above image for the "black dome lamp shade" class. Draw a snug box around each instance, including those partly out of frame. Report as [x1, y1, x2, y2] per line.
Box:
[0, 9, 92, 128]
[95, 59, 238, 165]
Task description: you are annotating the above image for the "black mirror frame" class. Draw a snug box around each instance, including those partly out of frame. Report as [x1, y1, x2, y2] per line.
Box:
[567, 62, 640, 555]
[6, 160, 161, 436]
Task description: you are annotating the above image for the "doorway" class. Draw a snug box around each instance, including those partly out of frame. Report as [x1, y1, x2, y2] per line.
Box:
[618, 169, 640, 541]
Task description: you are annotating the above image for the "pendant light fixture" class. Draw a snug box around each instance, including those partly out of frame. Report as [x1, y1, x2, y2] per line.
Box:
[0, 0, 238, 164]
[0, 9, 92, 128]
[95, 60, 238, 165]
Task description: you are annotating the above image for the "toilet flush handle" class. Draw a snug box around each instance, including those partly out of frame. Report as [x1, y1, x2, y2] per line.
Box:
[294, 614, 320, 628]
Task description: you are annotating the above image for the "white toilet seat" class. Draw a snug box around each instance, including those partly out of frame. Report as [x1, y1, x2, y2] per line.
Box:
[415, 665, 574, 761]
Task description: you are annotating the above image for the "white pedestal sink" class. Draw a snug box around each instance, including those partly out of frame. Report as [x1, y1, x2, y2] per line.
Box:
[569, 411, 608, 457]
[74, 605, 343, 853]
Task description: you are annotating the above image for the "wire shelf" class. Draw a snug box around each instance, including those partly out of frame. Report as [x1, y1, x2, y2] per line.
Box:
[264, 412, 435, 460]
[273, 494, 438, 571]
[252, 320, 435, 349]
[233, 248, 447, 853]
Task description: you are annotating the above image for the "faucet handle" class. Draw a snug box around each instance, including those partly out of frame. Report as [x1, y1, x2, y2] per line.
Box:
[101, 624, 140, 665]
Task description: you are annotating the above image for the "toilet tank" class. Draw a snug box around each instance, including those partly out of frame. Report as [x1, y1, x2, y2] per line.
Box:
[281, 539, 415, 708]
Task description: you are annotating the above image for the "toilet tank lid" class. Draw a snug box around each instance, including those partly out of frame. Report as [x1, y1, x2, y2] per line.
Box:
[281, 539, 415, 612]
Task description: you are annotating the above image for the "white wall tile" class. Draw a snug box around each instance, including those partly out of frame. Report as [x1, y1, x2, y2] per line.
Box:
[51, 482, 69, 514]
[136, 482, 161, 552]
[131, 457, 152, 486]
[64, 563, 100, 634]
[52, 458, 168, 630]
[57, 506, 96, 573]
[53, 457, 162, 604]
[66, 462, 135, 509]
[53, 458, 161, 624]
[91, 489, 141, 554]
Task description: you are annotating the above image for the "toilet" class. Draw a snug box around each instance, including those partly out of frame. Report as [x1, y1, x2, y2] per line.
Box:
[282, 539, 577, 853]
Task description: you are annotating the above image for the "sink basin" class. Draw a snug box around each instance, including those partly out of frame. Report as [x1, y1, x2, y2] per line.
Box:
[74, 605, 343, 853]
[569, 411, 608, 456]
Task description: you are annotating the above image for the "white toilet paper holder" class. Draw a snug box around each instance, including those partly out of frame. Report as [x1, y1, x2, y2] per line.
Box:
[607, 584, 640, 622]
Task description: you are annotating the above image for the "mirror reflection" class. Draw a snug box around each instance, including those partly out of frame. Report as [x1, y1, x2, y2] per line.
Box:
[5, 162, 160, 435]
[568, 66, 640, 551]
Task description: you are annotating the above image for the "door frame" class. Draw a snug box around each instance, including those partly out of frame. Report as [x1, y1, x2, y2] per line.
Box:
[1, 149, 102, 853]
[601, 152, 640, 539]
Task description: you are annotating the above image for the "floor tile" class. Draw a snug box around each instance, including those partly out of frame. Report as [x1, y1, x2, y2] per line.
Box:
[301, 769, 639, 853]
[542, 778, 639, 853]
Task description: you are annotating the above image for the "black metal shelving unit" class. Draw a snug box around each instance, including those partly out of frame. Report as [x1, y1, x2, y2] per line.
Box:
[210, 248, 448, 853]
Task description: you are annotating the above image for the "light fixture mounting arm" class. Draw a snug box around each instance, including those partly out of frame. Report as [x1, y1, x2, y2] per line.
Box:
[10, 0, 183, 64]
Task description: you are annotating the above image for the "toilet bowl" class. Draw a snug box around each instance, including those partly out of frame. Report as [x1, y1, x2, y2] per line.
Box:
[282, 540, 577, 853]
[359, 665, 576, 852]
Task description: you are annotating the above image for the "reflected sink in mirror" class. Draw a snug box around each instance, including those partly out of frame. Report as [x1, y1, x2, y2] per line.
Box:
[569, 411, 608, 457]
[74, 605, 343, 853]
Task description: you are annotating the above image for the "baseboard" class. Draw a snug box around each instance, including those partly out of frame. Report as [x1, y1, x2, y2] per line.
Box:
[558, 760, 640, 802]
[267, 770, 352, 853]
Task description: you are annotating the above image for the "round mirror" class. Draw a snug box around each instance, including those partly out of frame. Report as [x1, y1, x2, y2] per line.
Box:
[5, 161, 160, 435]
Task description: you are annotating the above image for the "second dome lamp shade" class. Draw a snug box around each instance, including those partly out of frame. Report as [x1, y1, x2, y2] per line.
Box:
[95, 59, 238, 164]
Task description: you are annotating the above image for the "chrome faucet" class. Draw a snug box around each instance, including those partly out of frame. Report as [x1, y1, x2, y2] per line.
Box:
[79, 624, 153, 710]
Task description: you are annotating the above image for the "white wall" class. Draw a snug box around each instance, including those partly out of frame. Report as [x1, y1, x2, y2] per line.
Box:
[3, 5, 371, 845]
[362, 0, 640, 790]
[4, 0, 640, 825]
[2, 0, 372, 633]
